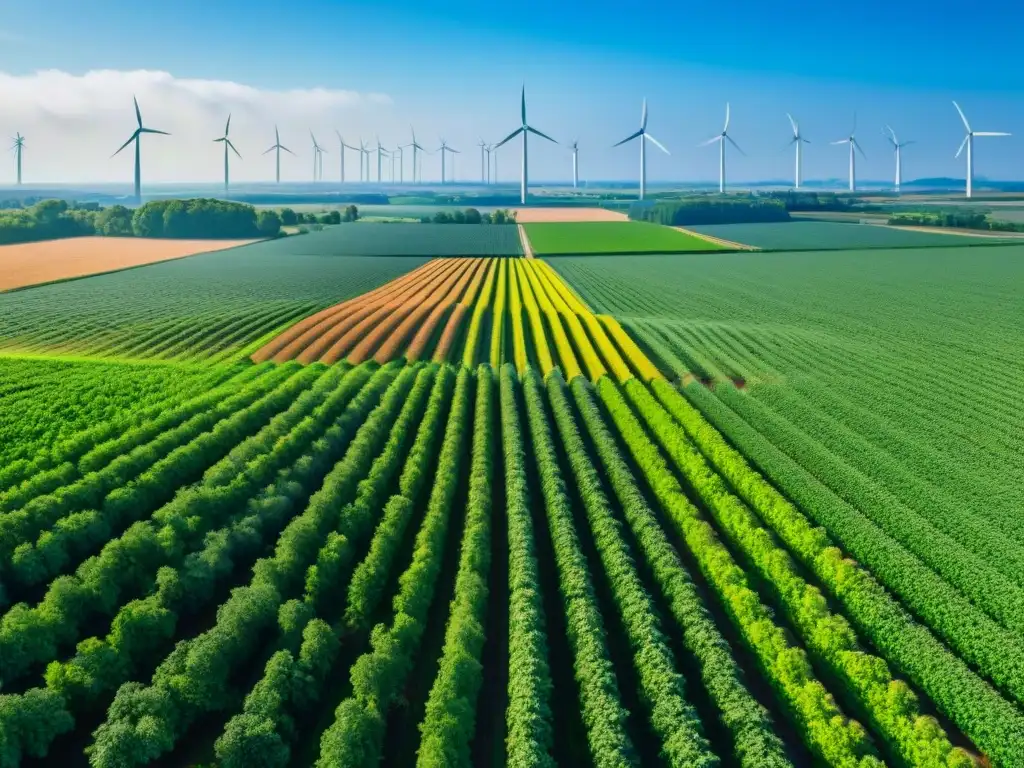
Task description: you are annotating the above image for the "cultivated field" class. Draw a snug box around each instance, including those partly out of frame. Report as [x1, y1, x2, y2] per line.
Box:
[524, 220, 728, 255]
[686, 220, 1016, 249]
[0, 245, 427, 361]
[512, 206, 628, 222]
[276, 222, 524, 257]
[0, 236, 257, 292]
[1, 231, 1021, 766]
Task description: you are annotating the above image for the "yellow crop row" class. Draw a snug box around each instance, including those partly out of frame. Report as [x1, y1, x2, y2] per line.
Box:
[514, 261, 554, 375]
[461, 259, 498, 367]
[489, 259, 508, 370]
[507, 260, 529, 374]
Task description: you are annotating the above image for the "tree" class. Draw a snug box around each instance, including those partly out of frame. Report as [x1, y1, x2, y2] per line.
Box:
[256, 210, 282, 236]
[320, 210, 341, 225]
[492, 209, 507, 224]
[279, 208, 298, 226]
[132, 202, 166, 237]
[463, 208, 481, 224]
[96, 205, 134, 236]
[342, 205, 359, 222]
[31, 199, 69, 225]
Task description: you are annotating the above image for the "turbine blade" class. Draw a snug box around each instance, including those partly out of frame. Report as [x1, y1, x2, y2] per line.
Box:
[955, 135, 969, 158]
[225, 114, 231, 135]
[281, 145, 295, 155]
[726, 134, 745, 156]
[641, 98, 648, 130]
[853, 139, 866, 158]
[698, 135, 723, 147]
[644, 132, 670, 155]
[112, 130, 140, 157]
[521, 85, 527, 125]
[494, 127, 524, 149]
[953, 101, 971, 132]
[724, 102, 731, 132]
[133, 96, 142, 128]
[974, 131, 1011, 136]
[527, 126, 558, 144]
[263, 146, 275, 155]
[214, 137, 225, 143]
[227, 140, 242, 158]
[613, 128, 644, 147]
[901, 140, 916, 147]
[787, 112, 798, 137]
[140, 128, 170, 135]
[830, 139, 849, 145]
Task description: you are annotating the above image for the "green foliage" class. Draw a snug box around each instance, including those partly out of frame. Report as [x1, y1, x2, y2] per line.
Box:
[628, 197, 790, 226]
[889, 209, 1024, 231]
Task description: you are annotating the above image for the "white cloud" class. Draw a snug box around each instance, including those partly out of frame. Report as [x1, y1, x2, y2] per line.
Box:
[0, 69, 395, 185]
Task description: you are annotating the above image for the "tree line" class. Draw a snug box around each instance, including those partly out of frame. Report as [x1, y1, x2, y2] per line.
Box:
[0, 199, 283, 245]
[889, 210, 1024, 232]
[421, 208, 518, 224]
[629, 197, 791, 225]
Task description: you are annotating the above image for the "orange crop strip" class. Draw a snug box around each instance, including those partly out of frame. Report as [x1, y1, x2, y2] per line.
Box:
[332, 258, 467, 364]
[251, 262, 444, 364]
[299, 260, 462, 364]
[371, 258, 479, 364]
[404, 259, 485, 362]
[285, 266, 443, 364]
[432, 303, 469, 362]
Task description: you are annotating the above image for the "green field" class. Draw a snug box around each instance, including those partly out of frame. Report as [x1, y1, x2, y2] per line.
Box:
[524, 220, 727, 255]
[687, 219, 1016, 249]
[2, 232, 1023, 766]
[284, 222, 523, 256]
[0, 245, 426, 361]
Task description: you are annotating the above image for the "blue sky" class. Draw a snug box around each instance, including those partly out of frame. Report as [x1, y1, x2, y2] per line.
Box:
[3, 0, 1024, 185]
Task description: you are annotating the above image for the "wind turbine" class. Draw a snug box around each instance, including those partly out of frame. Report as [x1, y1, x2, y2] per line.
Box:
[359, 139, 371, 182]
[494, 86, 557, 204]
[786, 113, 810, 189]
[11, 133, 24, 185]
[699, 103, 744, 194]
[613, 98, 669, 200]
[884, 125, 914, 194]
[394, 145, 405, 184]
[336, 131, 358, 183]
[483, 144, 493, 184]
[477, 139, 488, 183]
[569, 139, 580, 188]
[407, 126, 427, 184]
[437, 139, 459, 184]
[112, 96, 169, 204]
[375, 136, 390, 183]
[309, 132, 328, 182]
[953, 101, 1010, 199]
[830, 115, 865, 192]
[213, 115, 241, 196]
[263, 126, 294, 184]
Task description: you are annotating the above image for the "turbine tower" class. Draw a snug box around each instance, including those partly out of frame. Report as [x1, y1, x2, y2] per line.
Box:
[613, 98, 669, 201]
[359, 139, 371, 182]
[830, 115, 865, 192]
[569, 139, 580, 188]
[375, 136, 390, 183]
[484, 145, 493, 184]
[394, 145, 405, 183]
[408, 127, 426, 184]
[262, 126, 294, 184]
[436, 139, 459, 184]
[336, 131, 358, 183]
[477, 139, 487, 183]
[494, 86, 557, 204]
[11, 133, 24, 185]
[112, 96, 169, 204]
[213, 114, 241, 196]
[699, 103, 745, 194]
[884, 125, 914, 194]
[954, 101, 1010, 199]
[786, 113, 810, 189]
[310, 132, 327, 182]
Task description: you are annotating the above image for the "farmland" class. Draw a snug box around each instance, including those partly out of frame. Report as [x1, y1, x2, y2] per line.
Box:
[0, 228, 1021, 767]
[276, 222, 524, 257]
[523, 221, 728, 255]
[685, 219, 1017, 249]
[0, 244, 427, 361]
[0, 237, 258, 292]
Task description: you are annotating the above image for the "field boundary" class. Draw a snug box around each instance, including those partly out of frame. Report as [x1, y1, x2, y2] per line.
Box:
[672, 227, 761, 251]
[517, 225, 536, 259]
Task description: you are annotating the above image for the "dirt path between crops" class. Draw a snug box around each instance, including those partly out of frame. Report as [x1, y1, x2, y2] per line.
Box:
[881, 225, 1024, 239]
[0, 236, 260, 292]
[673, 227, 760, 251]
[518, 224, 536, 259]
[513, 207, 629, 222]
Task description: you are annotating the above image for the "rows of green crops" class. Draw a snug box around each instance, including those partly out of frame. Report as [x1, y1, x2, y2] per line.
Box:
[5, 350, 1017, 767]
[0, 250, 428, 362]
[685, 220, 1016, 249]
[271, 222, 524, 257]
[550, 247, 1024, 766]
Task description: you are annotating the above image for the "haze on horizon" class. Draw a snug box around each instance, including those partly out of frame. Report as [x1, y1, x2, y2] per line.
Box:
[3, 0, 1024, 187]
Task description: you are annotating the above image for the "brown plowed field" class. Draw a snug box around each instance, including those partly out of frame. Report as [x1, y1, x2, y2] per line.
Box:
[0, 237, 259, 292]
[512, 206, 629, 222]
